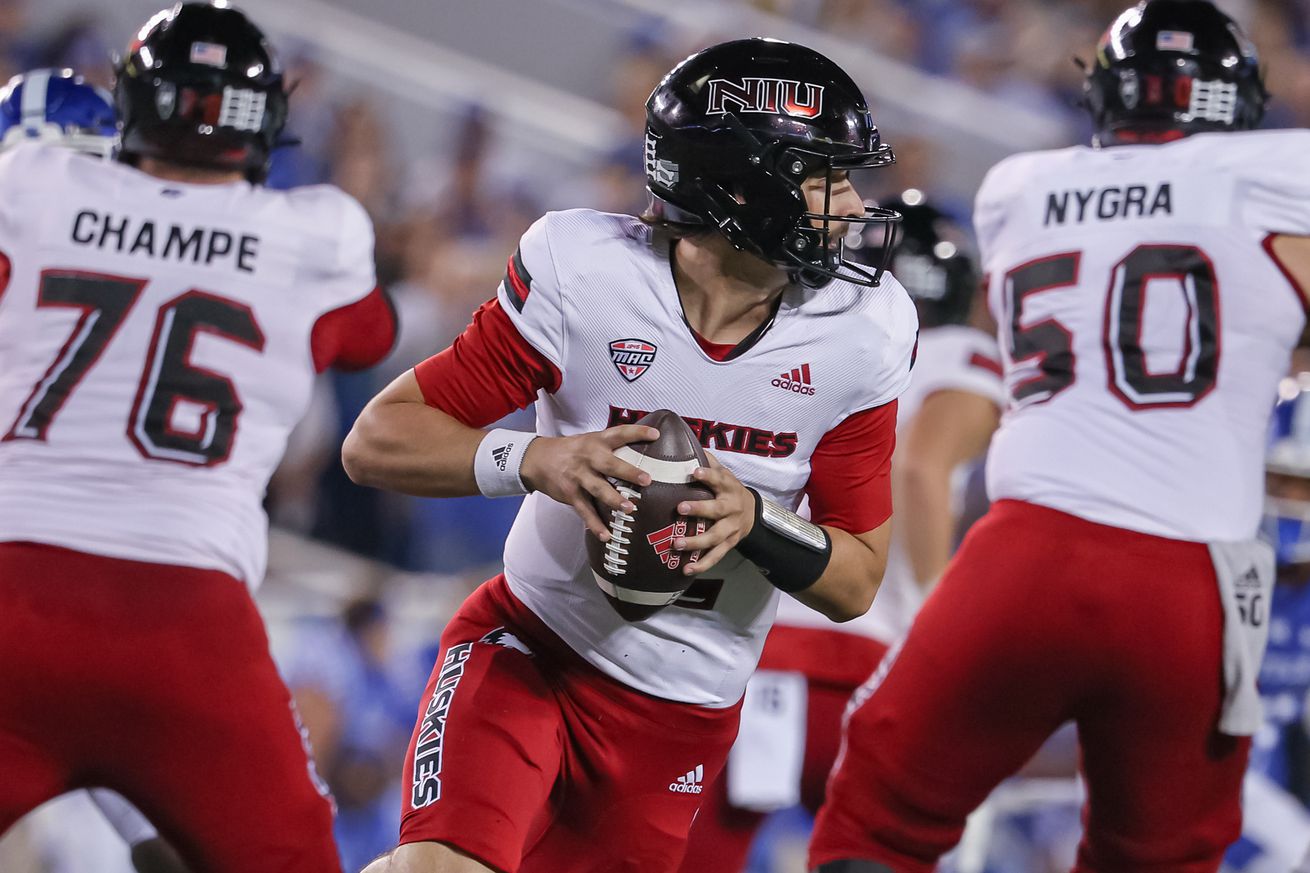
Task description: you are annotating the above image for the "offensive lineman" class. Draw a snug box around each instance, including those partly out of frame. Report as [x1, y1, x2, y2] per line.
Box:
[0, 65, 191, 873]
[811, 2, 1310, 872]
[0, 4, 396, 871]
[678, 196, 1002, 871]
[345, 39, 918, 873]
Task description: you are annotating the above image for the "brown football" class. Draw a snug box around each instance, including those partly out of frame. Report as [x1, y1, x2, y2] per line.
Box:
[586, 409, 713, 621]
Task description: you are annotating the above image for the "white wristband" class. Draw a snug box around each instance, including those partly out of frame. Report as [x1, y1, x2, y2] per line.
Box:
[474, 428, 537, 497]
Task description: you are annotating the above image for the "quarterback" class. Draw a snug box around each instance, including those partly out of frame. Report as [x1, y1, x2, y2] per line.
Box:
[346, 38, 918, 873]
[0, 5, 395, 871]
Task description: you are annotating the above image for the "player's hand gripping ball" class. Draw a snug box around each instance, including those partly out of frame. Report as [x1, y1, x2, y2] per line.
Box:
[585, 409, 713, 621]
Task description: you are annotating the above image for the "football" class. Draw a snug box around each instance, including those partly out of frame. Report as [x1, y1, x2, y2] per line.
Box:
[586, 409, 713, 621]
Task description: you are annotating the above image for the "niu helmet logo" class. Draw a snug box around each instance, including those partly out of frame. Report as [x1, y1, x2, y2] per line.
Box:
[706, 77, 824, 119]
[648, 520, 704, 570]
[609, 338, 657, 382]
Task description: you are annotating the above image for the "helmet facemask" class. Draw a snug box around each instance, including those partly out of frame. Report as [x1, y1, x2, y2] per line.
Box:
[776, 143, 901, 288]
[845, 192, 980, 327]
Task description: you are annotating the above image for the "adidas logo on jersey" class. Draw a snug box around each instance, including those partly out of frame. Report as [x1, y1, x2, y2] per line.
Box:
[669, 764, 704, 794]
[772, 364, 815, 395]
[491, 444, 512, 472]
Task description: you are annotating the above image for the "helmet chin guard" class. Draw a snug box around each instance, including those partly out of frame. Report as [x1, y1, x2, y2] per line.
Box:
[645, 38, 902, 288]
[844, 191, 980, 327]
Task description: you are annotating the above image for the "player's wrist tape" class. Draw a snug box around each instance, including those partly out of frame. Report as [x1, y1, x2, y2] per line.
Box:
[473, 429, 537, 498]
[735, 488, 832, 593]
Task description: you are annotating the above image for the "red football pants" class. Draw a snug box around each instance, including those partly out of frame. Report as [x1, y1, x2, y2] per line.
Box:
[678, 626, 888, 873]
[0, 542, 340, 873]
[399, 574, 742, 873]
[810, 500, 1250, 873]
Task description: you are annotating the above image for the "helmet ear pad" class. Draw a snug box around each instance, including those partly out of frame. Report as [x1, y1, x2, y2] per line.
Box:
[687, 144, 811, 262]
[669, 136, 861, 284]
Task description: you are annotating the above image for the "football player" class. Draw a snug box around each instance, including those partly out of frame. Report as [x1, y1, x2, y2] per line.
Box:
[677, 195, 1002, 872]
[0, 65, 193, 873]
[0, 4, 396, 872]
[344, 38, 918, 873]
[0, 67, 116, 157]
[810, 2, 1310, 871]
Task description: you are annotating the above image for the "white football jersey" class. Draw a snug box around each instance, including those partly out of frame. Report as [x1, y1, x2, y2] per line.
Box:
[0, 144, 385, 585]
[774, 324, 1004, 642]
[497, 209, 918, 706]
[976, 129, 1310, 542]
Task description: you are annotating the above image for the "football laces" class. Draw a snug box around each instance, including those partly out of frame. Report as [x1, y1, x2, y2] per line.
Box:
[603, 482, 641, 576]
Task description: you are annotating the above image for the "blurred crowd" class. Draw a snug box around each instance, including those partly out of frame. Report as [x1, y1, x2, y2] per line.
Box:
[3, 0, 1309, 580]
[6, 1, 1310, 869]
[760, 0, 1310, 132]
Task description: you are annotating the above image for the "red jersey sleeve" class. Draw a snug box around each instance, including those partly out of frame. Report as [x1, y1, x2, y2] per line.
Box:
[413, 297, 563, 428]
[310, 286, 397, 373]
[805, 400, 898, 533]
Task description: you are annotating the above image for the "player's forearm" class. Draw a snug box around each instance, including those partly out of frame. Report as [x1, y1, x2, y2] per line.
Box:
[892, 390, 999, 589]
[343, 378, 482, 497]
[788, 525, 887, 622]
[894, 461, 954, 589]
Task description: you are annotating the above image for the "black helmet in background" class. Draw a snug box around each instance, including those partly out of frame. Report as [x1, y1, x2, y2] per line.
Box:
[115, 2, 288, 182]
[846, 190, 978, 328]
[644, 38, 901, 289]
[1083, 0, 1267, 146]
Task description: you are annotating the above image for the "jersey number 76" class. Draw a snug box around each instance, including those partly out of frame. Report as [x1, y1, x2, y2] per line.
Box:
[4, 270, 264, 466]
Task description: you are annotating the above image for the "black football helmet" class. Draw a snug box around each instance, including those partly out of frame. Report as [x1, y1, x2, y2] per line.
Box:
[1083, 0, 1267, 145]
[846, 191, 977, 328]
[115, 2, 288, 182]
[645, 38, 900, 288]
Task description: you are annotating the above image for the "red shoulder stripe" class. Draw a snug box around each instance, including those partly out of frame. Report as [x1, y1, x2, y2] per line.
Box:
[504, 248, 532, 312]
[414, 296, 561, 428]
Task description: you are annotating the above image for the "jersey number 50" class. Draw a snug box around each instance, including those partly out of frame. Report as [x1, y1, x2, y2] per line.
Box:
[1004, 244, 1219, 410]
[4, 270, 264, 466]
